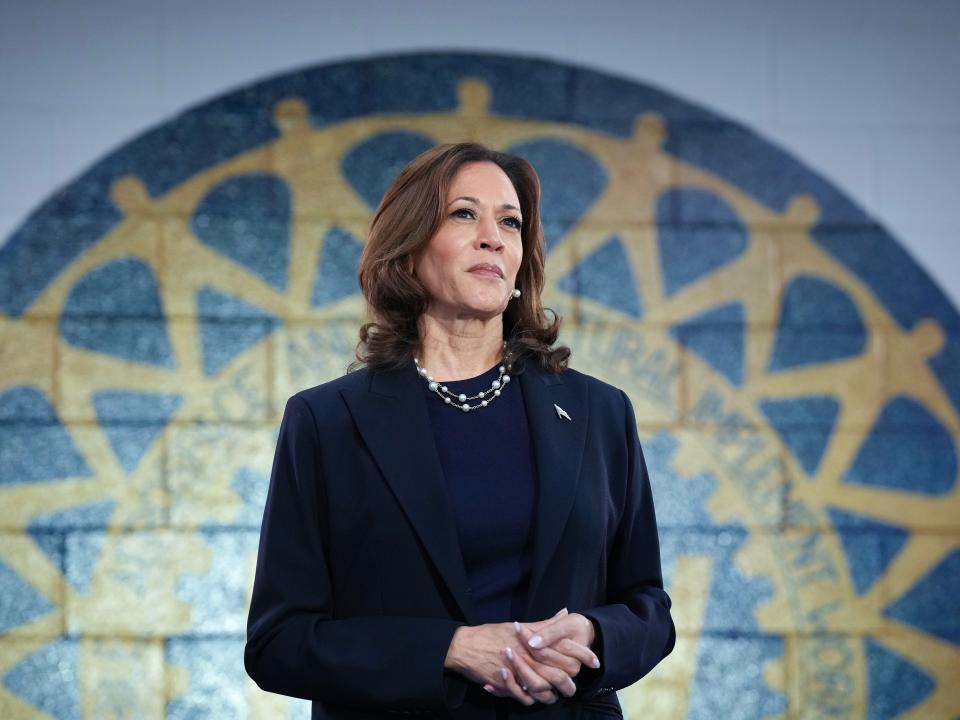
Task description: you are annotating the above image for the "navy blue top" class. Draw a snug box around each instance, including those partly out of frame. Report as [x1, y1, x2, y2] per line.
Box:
[421, 361, 538, 624]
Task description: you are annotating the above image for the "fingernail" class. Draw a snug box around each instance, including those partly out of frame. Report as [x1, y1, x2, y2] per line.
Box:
[505, 647, 514, 659]
[528, 635, 543, 648]
[513, 621, 522, 633]
[557, 607, 568, 615]
[500, 667, 508, 681]
[592, 656, 601, 669]
[483, 684, 494, 693]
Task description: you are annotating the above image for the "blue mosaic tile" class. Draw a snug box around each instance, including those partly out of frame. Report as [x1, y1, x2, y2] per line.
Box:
[866, 639, 934, 719]
[927, 330, 960, 421]
[165, 638, 248, 719]
[666, 185, 749, 226]
[64, 530, 107, 595]
[688, 634, 786, 720]
[228, 466, 269, 528]
[506, 138, 607, 243]
[758, 396, 840, 476]
[670, 302, 745, 386]
[312, 226, 363, 307]
[540, 219, 572, 255]
[27, 500, 116, 577]
[813, 224, 960, 418]
[769, 276, 866, 372]
[56, 257, 175, 366]
[665, 122, 869, 224]
[91, 390, 183, 424]
[0, 213, 119, 318]
[367, 53, 572, 122]
[58, 317, 176, 369]
[192, 173, 292, 290]
[92, 391, 182, 474]
[196, 289, 281, 377]
[60, 257, 165, 319]
[844, 396, 956, 495]
[0, 559, 56, 632]
[557, 236, 643, 318]
[102, 426, 165, 474]
[813, 224, 960, 334]
[212, 59, 370, 125]
[198, 319, 277, 377]
[340, 130, 436, 210]
[569, 68, 714, 134]
[176, 529, 259, 634]
[0, 387, 91, 486]
[768, 327, 866, 374]
[2, 638, 79, 719]
[658, 224, 749, 297]
[826, 508, 908, 596]
[0, 384, 60, 422]
[660, 528, 774, 633]
[884, 548, 960, 646]
[776, 275, 865, 329]
[121, 110, 279, 200]
[643, 431, 717, 529]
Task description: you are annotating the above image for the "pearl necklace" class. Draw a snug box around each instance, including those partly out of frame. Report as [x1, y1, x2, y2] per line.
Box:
[414, 354, 512, 412]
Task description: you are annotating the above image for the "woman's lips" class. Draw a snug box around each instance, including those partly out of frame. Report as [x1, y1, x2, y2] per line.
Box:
[468, 268, 503, 278]
[467, 264, 504, 279]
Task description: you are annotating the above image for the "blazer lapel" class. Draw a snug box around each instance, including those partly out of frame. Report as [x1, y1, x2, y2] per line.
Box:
[339, 360, 589, 625]
[519, 363, 589, 620]
[339, 363, 479, 625]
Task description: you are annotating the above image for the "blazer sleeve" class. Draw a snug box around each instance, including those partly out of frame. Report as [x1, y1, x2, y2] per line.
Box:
[244, 394, 466, 711]
[577, 389, 676, 696]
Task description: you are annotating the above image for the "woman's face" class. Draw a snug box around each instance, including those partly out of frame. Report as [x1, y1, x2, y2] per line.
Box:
[413, 161, 523, 319]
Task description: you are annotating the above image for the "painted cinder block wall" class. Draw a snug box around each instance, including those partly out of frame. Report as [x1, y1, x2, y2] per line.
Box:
[1, 3, 958, 719]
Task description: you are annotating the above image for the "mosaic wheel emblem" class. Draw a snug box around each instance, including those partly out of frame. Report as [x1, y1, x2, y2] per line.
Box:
[0, 53, 957, 718]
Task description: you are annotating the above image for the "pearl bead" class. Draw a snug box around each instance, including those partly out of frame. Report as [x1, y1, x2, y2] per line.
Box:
[441, 385, 448, 392]
[494, 389, 501, 397]
[461, 403, 470, 412]
[478, 390, 485, 398]
[491, 380, 501, 389]
[499, 365, 505, 373]
[481, 400, 488, 407]
[428, 381, 438, 391]
[419, 367, 428, 377]
[427, 375, 433, 382]
[444, 397, 451, 404]
[458, 393, 467, 402]
[502, 375, 510, 384]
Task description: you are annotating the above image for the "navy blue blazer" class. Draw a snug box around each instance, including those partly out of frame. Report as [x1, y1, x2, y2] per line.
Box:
[244, 359, 675, 719]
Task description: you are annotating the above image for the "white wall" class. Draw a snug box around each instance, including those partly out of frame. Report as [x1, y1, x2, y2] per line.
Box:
[2, 0, 958, 306]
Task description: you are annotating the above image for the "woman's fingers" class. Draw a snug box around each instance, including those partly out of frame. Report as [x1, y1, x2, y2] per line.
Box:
[525, 612, 594, 650]
[514, 621, 600, 671]
[496, 665, 536, 706]
[552, 637, 601, 670]
[504, 647, 576, 701]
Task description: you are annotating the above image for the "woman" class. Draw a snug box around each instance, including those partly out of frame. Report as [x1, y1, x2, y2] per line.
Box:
[244, 142, 675, 718]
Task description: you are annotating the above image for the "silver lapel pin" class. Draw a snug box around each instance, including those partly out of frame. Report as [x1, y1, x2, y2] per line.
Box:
[554, 403, 572, 421]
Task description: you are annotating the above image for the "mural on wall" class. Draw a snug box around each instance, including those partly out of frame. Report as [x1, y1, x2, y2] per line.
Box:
[0, 52, 958, 719]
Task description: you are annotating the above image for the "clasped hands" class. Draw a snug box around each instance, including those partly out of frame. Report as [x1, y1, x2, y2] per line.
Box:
[444, 608, 600, 706]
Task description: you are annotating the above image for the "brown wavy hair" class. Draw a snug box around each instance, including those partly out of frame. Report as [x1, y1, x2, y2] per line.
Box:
[352, 142, 570, 374]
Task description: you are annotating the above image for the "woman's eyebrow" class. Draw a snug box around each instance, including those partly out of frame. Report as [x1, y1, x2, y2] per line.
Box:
[448, 195, 521, 213]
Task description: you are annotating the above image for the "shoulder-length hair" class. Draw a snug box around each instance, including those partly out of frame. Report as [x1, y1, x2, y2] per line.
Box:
[352, 142, 570, 374]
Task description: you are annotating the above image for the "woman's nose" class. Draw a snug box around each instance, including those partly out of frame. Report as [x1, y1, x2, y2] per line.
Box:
[476, 214, 504, 251]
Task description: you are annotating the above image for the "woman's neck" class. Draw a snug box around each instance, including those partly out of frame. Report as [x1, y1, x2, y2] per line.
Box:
[416, 310, 505, 382]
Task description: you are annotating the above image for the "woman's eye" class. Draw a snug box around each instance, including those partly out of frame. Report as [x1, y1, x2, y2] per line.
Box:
[503, 217, 522, 230]
[452, 208, 475, 219]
